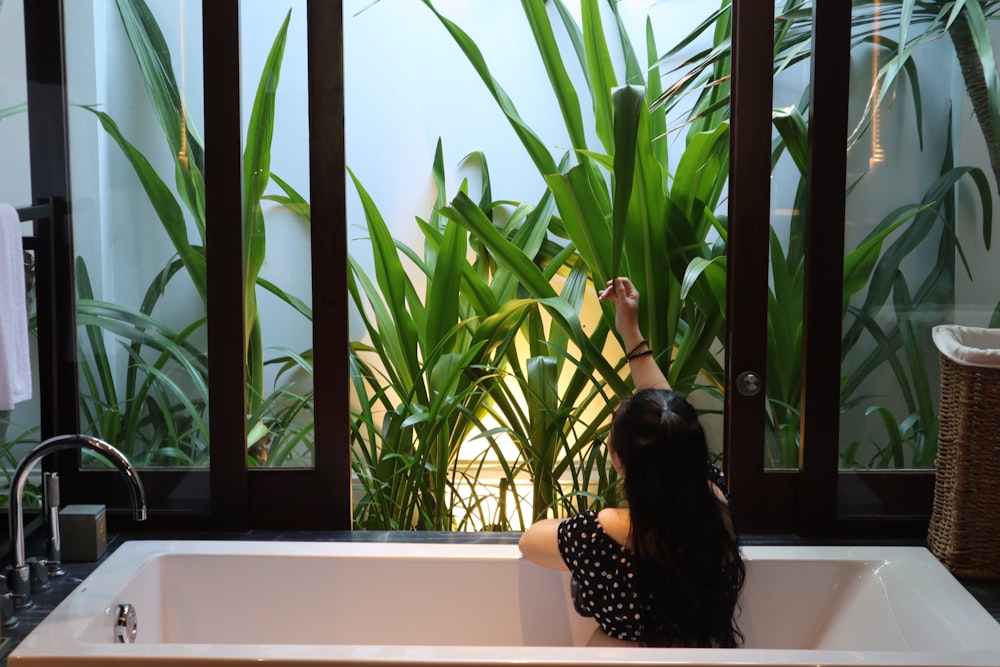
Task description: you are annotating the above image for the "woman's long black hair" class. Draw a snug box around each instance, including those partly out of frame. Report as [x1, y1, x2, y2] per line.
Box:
[611, 388, 745, 647]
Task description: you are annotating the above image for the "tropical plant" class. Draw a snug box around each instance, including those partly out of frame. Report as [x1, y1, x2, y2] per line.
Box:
[769, 107, 992, 467]
[661, 0, 1000, 196]
[75, 0, 315, 465]
[439, 181, 630, 522]
[663, 1, 997, 468]
[348, 146, 524, 530]
[766, 6, 998, 467]
[419, 0, 997, 471]
[348, 141, 627, 529]
[420, 0, 731, 407]
[75, 258, 210, 464]
[0, 420, 39, 496]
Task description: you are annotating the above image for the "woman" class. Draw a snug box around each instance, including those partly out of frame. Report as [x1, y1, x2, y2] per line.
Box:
[519, 277, 745, 648]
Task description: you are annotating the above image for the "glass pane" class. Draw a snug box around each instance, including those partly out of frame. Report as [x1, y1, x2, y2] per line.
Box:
[345, 1, 729, 529]
[838, 6, 999, 514]
[65, 2, 211, 470]
[0, 0, 42, 487]
[239, 3, 314, 468]
[766, 11, 811, 471]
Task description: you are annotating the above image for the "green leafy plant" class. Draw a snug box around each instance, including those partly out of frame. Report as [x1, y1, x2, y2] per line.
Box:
[439, 183, 630, 522]
[768, 107, 992, 467]
[0, 419, 39, 497]
[421, 0, 731, 406]
[348, 146, 523, 530]
[75, 258, 210, 464]
[420, 0, 997, 472]
[75, 0, 315, 465]
[348, 141, 627, 528]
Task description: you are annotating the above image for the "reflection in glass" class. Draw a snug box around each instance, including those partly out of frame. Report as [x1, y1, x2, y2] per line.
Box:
[63, 1, 315, 471]
[0, 0, 42, 475]
[65, 1, 211, 469]
[831, 4, 1000, 519]
[238, 2, 314, 468]
[840, 4, 998, 478]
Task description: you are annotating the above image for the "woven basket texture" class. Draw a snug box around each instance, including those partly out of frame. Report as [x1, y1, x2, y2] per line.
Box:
[928, 354, 1000, 580]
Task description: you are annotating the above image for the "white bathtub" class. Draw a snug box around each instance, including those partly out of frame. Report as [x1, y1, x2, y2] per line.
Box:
[9, 540, 1000, 666]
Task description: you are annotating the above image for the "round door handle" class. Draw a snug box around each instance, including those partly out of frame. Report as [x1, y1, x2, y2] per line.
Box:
[736, 371, 762, 397]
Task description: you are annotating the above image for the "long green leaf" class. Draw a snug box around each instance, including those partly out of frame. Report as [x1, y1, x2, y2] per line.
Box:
[348, 168, 421, 388]
[81, 106, 207, 302]
[521, 0, 587, 152]
[243, 11, 291, 408]
[420, 0, 558, 176]
[424, 219, 466, 358]
[580, 0, 619, 152]
[610, 85, 644, 278]
[115, 0, 206, 227]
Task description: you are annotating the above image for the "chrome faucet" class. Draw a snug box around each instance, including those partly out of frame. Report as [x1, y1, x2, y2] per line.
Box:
[5, 434, 147, 607]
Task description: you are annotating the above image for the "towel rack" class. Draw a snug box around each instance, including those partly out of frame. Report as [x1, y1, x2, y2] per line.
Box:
[15, 202, 53, 222]
[14, 203, 51, 272]
[16, 201, 54, 254]
[10, 197, 79, 442]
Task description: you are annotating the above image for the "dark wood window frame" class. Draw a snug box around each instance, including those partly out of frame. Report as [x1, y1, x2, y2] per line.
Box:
[18, 0, 933, 538]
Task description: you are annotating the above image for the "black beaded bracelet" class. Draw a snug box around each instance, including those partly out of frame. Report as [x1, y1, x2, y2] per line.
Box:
[625, 339, 649, 357]
[626, 348, 653, 362]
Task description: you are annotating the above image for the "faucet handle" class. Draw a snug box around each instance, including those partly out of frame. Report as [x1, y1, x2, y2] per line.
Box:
[27, 557, 49, 591]
[0, 591, 16, 629]
[4, 565, 30, 609]
[43, 472, 65, 577]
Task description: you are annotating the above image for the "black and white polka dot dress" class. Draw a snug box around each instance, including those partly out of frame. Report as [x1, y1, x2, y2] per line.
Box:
[555, 465, 731, 643]
[557, 510, 647, 641]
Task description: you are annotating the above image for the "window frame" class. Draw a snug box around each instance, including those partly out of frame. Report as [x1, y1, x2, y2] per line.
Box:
[22, 0, 935, 538]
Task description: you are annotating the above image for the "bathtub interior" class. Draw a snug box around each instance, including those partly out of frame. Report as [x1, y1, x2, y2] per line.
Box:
[54, 543, 998, 653]
[81, 551, 599, 647]
[739, 555, 987, 651]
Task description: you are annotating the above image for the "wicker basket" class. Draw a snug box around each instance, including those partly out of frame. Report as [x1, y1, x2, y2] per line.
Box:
[927, 327, 1000, 581]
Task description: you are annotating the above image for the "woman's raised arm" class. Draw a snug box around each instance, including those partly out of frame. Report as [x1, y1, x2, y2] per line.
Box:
[598, 277, 670, 392]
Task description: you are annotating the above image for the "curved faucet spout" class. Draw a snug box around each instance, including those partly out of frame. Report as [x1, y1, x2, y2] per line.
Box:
[7, 435, 147, 594]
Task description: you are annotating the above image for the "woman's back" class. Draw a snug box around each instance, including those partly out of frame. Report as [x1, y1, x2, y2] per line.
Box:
[611, 389, 745, 647]
[557, 456, 743, 647]
[518, 278, 745, 647]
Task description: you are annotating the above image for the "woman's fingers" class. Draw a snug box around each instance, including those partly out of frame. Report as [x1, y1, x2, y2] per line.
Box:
[598, 277, 635, 302]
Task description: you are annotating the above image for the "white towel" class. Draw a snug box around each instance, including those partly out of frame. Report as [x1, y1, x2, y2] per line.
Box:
[0, 204, 32, 410]
[933, 324, 1000, 368]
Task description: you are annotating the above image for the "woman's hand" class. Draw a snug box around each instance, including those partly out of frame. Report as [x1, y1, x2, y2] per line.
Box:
[598, 276, 670, 392]
[598, 277, 643, 351]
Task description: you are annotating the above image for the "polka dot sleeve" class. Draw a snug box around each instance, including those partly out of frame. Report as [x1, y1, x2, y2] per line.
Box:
[557, 510, 646, 642]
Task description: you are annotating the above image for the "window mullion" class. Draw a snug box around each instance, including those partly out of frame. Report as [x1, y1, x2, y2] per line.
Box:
[204, 0, 248, 531]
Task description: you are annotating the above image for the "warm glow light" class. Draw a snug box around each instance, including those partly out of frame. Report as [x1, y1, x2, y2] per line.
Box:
[450, 413, 533, 531]
[446, 472, 533, 532]
[177, 0, 189, 169]
[869, 0, 884, 169]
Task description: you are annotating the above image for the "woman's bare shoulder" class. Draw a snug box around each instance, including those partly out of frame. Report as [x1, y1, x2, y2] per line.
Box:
[597, 507, 631, 548]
